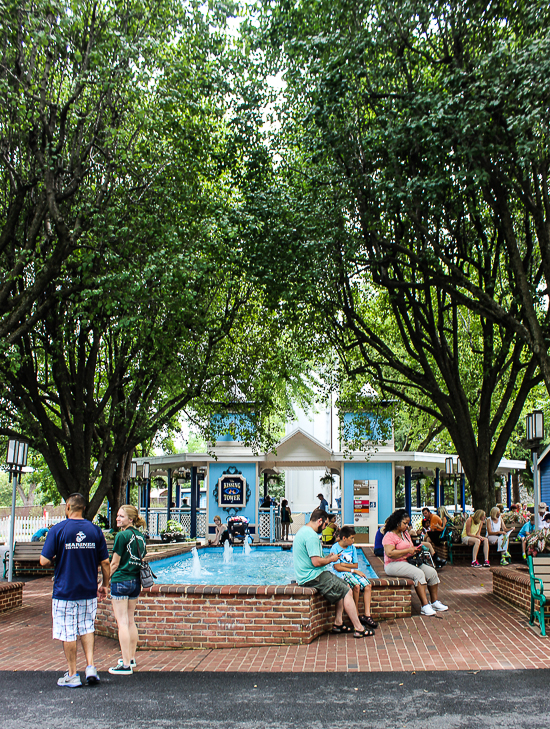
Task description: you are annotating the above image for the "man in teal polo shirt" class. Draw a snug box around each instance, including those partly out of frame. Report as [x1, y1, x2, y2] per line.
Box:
[293, 509, 371, 637]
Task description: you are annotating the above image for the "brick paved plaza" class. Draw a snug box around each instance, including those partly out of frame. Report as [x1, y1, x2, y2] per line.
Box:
[1, 559, 548, 674]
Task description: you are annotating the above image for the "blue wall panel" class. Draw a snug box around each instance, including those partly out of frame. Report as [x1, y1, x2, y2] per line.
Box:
[540, 457, 550, 505]
[209, 413, 255, 442]
[342, 461, 393, 526]
[341, 412, 391, 444]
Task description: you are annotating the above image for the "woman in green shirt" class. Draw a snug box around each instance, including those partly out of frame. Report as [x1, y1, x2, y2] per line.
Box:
[108, 505, 147, 676]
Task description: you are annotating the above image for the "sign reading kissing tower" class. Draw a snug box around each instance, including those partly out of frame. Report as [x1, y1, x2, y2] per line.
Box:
[217, 469, 247, 508]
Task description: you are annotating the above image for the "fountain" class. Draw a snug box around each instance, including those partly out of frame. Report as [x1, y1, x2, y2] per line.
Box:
[191, 547, 202, 578]
[223, 540, 234, 564]
[243, 539, 252, 556]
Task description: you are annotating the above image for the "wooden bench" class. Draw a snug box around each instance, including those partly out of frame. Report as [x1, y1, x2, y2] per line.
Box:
[435, 524, 523, 565]
[528, 554, 550, 637]
[2, 542, 54, 578]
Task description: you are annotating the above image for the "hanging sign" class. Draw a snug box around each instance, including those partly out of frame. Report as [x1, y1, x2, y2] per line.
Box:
[218, 473, 247, 508]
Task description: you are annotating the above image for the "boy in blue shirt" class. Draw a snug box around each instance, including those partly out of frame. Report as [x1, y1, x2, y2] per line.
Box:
[518, 514, 536, 559]
[330, 526, 378, 630]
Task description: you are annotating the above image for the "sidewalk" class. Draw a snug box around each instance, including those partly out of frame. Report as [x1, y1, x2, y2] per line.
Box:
[1, 563, 548, 673]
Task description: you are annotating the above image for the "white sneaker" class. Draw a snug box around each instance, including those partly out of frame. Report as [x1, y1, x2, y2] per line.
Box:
[421, 604, 436, 616]
[57, 672, 82, 688]
[85, 665, 100, 684]
[430, 600, 448, 612]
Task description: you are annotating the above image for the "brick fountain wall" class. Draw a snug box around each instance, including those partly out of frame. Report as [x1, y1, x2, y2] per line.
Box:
[95, 577, 412, 650]
[95, 546, 412, 650]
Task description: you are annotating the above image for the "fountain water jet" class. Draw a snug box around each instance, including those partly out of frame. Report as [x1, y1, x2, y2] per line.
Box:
[191, 547, 202, 578]
[223, 540, 234, 564]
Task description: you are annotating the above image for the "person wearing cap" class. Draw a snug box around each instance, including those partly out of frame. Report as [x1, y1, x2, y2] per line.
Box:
[317, 493, 329, 512]
[536, 503, 548, 530]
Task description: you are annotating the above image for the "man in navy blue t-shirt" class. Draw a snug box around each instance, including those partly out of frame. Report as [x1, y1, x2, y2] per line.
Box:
[40, 493, 110, 688]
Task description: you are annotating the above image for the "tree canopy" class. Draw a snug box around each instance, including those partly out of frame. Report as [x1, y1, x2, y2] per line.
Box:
[0, 0, 316, 517]
[243, 0, 550, 509]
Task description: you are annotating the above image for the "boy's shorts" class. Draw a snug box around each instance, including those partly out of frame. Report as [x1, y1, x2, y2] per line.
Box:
[339, 571, 370, 590]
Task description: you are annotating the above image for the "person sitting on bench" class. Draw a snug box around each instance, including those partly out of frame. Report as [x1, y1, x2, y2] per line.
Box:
[462, 510, 490, 567]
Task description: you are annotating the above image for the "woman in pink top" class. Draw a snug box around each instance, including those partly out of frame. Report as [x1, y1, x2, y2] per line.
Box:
[382, 509, 448, 617]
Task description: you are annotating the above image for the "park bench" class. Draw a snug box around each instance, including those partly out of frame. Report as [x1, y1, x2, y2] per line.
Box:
[528, 554, 550, 637]
[435, 524, 523, 565]
[2, 541, 54, 578]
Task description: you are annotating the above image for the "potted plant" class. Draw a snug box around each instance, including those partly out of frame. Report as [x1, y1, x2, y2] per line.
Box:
[160, 519, 187, 542]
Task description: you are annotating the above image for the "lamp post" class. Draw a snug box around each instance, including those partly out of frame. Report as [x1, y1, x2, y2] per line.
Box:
[127, 461, 137, 504]
[143, 462, 150, 531]
[445, 457, 453, 510]
[457, 457, 465, 512]
[526, 410, 544, 525]
[6, 438, 29, 582]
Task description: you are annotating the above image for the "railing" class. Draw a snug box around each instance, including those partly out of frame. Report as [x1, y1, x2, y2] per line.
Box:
[145, 508, 207, 538]
[0, 516, 64, 542]
[258, 507, 281, 541]
[143, 508, 343, 541]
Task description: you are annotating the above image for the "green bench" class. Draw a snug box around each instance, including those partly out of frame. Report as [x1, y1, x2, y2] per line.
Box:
[528, 554, 550, 637]
[442, 524, 522, 565]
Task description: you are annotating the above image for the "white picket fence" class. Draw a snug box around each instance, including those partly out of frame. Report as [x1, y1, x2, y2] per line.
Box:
[0, 515, 64, 542]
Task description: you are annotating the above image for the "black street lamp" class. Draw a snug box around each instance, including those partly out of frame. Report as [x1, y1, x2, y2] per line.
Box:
[526, 410, 544, 524]
[457, 457, 464, 512]
[445, 457, 454, 509]
[126, 461, 137, 504]
[142, 462, 150, 529]
[6, 438, 29, 582]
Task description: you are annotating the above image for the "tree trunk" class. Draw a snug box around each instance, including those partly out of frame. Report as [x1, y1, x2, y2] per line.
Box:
[468, 467, 494, 515]
[512, 472, 521, 504]
[110, 453, 133, 528]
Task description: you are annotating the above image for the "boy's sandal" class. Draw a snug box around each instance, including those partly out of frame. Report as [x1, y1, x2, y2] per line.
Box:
[354, 628, 375, 638]
[331, 623, 353, 634]
[360, 615, 378, 629]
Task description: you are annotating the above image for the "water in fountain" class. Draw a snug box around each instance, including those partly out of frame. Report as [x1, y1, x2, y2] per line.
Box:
[223, 540, 234, 564]
[243, 539, 252, 556]
[191, 547, 202, 578]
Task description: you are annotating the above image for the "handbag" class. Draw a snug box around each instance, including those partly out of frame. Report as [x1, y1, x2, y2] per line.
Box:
[134, 530, 156, 588]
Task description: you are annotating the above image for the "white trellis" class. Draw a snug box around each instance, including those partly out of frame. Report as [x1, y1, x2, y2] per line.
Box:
[0, 515, 64, 542]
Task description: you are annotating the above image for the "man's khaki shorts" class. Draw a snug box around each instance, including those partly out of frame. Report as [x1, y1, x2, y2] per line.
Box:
[302, 570, 350, 603]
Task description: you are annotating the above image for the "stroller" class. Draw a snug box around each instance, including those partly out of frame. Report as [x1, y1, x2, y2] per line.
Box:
[227, 516, 250, 544]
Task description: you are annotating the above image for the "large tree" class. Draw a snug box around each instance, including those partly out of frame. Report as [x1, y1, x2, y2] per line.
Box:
[0, 8, 316, 519]
[245, 0, 550, 510]
[0, 0, 182, 344]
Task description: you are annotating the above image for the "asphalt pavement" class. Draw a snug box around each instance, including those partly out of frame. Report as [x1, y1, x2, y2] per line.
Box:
[1, 670, 547, 729]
